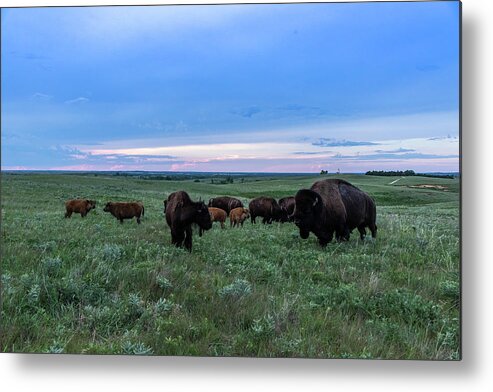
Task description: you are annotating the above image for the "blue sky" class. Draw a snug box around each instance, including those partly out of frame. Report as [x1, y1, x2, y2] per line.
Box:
[1, 1, 460, 172]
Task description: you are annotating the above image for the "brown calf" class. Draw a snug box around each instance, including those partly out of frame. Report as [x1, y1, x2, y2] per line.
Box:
[230, 207, 250, 228]
[208, 207, 227, 229]
[103, 202, 144, 224]
[65, 199, 96, 218]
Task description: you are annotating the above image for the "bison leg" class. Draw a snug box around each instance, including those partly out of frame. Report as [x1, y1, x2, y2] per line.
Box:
[251, 215, 256, 224]
[318, 232, 333, 247]
[137, 215, 141, 224]
[358, 225, 367, 240]
[220, 221, 225, 229]
[65, 210, 72, 218]
[81, 211, 87, 218]
[184, 226, 193, 252]
[370, 224, 377, 238]
[335, 224, 349, 242]
[171, 229, 185, 247]
[119, 218, 124, 224]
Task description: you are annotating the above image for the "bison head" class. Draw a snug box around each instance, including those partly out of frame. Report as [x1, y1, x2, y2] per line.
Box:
[293, 189, 323, 239]
[103, 202, 112, 212]
[163, 200, 168, 215]
[194, 201, 212, 231]
[86, 200, 96, 210]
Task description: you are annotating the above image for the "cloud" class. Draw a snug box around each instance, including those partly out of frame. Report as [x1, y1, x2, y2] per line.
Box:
[374, 147, 415, 153]
[276, 104, 329, 117]
[293, 151, 328, 155]
[65, 97, 90, 104]
[51, 145, 177, 165]
[30, 93, 52, 101]
[312, 138, 380, 147]
[427, 135, 459, 141]
[9, 51, 49, 60]
[331, 152, 459, 161]
[231, 106, 261, 118]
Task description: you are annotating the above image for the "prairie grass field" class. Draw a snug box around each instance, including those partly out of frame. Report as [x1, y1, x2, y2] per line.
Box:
[0, 172, 460, 359]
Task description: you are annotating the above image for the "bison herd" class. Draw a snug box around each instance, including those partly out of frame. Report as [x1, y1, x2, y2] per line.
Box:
[64, 179, 377, 252]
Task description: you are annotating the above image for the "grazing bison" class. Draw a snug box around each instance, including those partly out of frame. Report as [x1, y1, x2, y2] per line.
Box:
[278, 196, 295, 222]
[166, 191, 212, 252]
[293, 179, 377, 247]
[249, 197, 282, 224]
[65, 199, 96, 218]
[230, 207, 250, 227]
[208, 207, 227, 229]
[103, 202, 144, 224]
[208, 196, 243, 215]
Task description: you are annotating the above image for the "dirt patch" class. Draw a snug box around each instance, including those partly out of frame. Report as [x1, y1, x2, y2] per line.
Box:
[408, 184, 449, 191]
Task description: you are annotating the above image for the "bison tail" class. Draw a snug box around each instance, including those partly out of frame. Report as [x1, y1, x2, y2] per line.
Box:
[142, 205, 145, 216]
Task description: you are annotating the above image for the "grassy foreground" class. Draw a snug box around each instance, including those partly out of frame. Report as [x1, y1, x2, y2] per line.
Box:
[0, 173, 460, 359]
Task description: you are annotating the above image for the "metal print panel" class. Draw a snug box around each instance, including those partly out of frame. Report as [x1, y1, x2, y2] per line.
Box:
[1, 0, 461, 359]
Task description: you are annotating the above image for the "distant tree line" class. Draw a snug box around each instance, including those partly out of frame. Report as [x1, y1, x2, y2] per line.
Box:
[365, 170, 416, 177]
[365, 170, 456, 179]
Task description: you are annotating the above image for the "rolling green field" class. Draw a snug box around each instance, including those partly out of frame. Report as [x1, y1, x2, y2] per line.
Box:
[0, 172, 460, 359]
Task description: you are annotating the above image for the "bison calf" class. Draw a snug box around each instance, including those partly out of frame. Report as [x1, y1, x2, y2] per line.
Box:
[209, 207, 227, 229]
[230, 207, 250, 227]
[208, 196, 243, 215]
[103, 202, 145, 224]
[65, 199, 96, 218]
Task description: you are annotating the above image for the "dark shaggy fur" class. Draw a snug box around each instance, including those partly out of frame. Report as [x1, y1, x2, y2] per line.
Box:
[248, 197, 282, 224]
[166, 191, 212, 252]
[293, 179, 376, 246]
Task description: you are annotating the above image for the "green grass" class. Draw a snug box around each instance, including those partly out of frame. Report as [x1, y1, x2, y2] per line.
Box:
[0, 172, 460, 359]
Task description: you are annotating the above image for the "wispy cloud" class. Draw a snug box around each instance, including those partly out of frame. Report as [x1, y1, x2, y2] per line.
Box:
[374, 147, 415, 153]
[231, 106, 261, 118]
[65, 97, 90, 105]
[427, 135, 459, 141]
[293, 151, 328, 155]
[332, 152, 459, 161]
[312, 138, 380, 147]
[30, 92, 52, 101]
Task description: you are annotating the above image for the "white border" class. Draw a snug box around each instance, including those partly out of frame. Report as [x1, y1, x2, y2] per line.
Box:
[1, 0, 492, 391]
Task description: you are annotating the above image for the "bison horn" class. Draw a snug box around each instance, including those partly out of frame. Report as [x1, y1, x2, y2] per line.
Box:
[312, 198, 319, 207]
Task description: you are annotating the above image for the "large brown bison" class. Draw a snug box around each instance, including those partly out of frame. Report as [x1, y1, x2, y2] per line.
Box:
[278, 196, 295, 222]
[229, 207, 250, 227]
[65, 199, 96, 218]
[103, 202, 144, 224]
[166, 191, 212, 252]
[249, 197, 282, 224]
[208, 196, 243, 215]
[293, 179, 377, 246]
